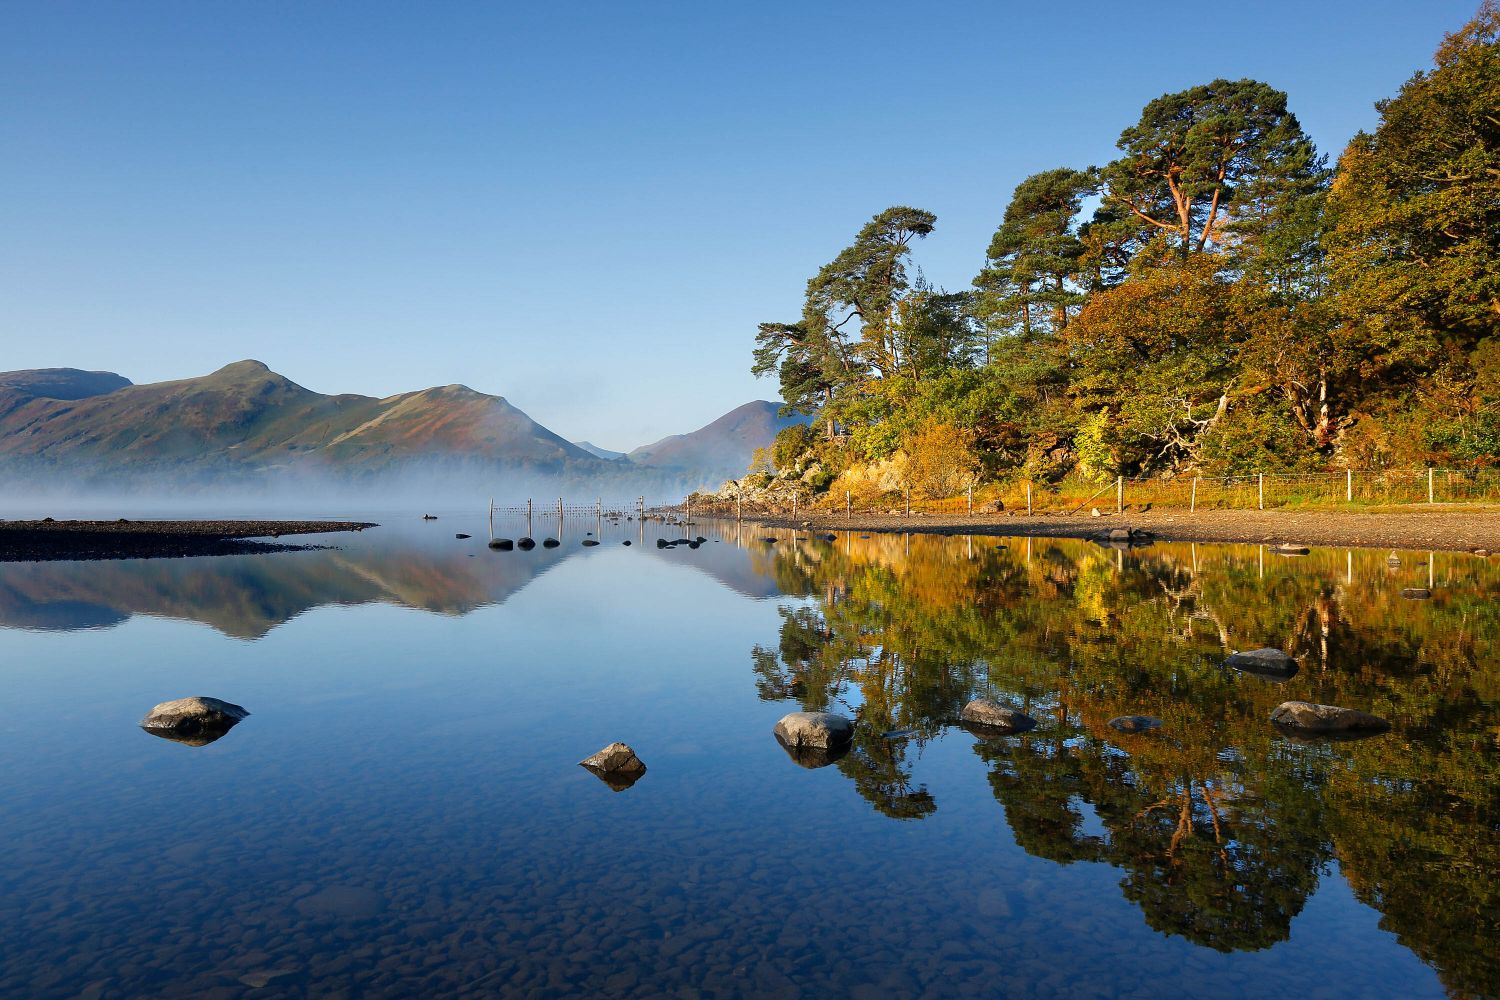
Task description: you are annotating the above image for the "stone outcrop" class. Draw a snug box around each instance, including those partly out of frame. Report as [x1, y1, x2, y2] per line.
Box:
[579, 742, 647, 791]
[1225, 648, 1299, 681]
[1270, 701, 1391, 736]
[958, 698, 1037, 734]
[139, 696, 249, 746]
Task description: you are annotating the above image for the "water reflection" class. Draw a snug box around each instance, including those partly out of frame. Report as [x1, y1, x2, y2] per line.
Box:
[749, 534, 1498, 996]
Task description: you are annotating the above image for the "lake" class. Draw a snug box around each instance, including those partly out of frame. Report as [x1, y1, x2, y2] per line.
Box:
[0, 515, 1495, 999]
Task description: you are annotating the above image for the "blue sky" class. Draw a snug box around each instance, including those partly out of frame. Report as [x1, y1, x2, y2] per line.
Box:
[0, 0, 1479, 449]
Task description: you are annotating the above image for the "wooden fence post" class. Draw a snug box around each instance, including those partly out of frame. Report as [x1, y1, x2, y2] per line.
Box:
[904, 487, 910, 517]
[1026, 480, 1033, 516]
[1116, 476, 1123, 514]
[792, 494, 798, 518]
[1428, 467, 1435, 504]
[1190, 477, 1198, 513]
[967, 484, 973, 515]
[846, 491, 852, 521]
[1258, 474, 1264, 511]
[1347, 469, 1352, 503]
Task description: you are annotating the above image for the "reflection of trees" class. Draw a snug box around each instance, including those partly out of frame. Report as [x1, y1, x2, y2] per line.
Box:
[749, 535, 1500, 987]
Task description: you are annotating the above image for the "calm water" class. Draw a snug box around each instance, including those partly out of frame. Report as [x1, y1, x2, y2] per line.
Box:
[0, 516, 1495, 999]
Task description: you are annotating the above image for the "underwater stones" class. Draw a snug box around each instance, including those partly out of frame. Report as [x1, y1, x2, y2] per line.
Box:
[579, 742, 647, 791]
[1225, 648, 1299, 681]
[773, 711, 853, 750]
[622, 540, 632, 546]
[1107, 715, 1162, 733]
[581, 539, 599, 547]
[1270, 701, 1391, 736]
[517, 537, 536, 550]
[1400, 588, 1432, 600]
[958, 699, 1037, 734]
[489, 538, 514, 550]
[139, 696, 249, 746]
[542, 538, 560, 548]
[295, 885, 387, 920]
[455, 533, 471, 539]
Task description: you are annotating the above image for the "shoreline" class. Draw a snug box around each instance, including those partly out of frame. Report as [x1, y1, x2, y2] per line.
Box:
[0, 519, 378, 562]
[730, 507, 1499, 554]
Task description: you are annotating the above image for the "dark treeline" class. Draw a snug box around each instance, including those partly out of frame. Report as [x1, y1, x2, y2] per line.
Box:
[752, 4, 1498, 499]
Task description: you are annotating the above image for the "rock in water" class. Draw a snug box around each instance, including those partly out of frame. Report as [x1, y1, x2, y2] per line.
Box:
[1108, 715, 1162, 733]
[773, 711, 853, 750]
[455, 533, 471, 539]
[1108, 527, 1132, 542]
[581, 539, 599, 547]
[656, 538, 669, 548]
[139, 696, 250, 746]
[1273, 543, 1310, 556]
[1400, 588, 1432, 600]
[517, 537, 536, 550]
[489, 538, 514, 550]
[1225, 648, 1299, 681]
[542, 538, 560, 548]
[622, 540, 632, 546]
[959, 698, 1037, 734]
[579, 742, 647, 791]
[1270, 701, 1391, 736]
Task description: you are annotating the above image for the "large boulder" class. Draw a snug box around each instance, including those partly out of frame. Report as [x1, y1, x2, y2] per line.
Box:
[1225, 648, 1299, 682]
[139, 696, 249, 747]
[1270, 701, 1391, 736]
[773, 711, 853, 751]
[959, 699, 1037, 734]
[579, 742, 647, 791]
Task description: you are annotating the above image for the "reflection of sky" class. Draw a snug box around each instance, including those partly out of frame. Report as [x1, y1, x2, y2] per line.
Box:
[0, 526, 1478, 997]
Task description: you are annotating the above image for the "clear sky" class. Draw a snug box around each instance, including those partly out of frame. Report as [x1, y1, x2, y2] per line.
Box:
[0, 0, 1480, 449]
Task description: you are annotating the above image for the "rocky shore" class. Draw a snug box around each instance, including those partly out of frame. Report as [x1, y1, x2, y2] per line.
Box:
[0, 518, 376, 562]
[732, 507, 1500, 554]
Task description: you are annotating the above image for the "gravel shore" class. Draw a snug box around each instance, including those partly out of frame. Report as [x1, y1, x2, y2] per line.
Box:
[0, 519, 377, 562]
[741, 507, 1500, 553]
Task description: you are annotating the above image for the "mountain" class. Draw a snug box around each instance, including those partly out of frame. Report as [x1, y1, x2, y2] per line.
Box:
[627, 400, 804, 484]
[572, 440, 627, 461]
[0, 360, 603, 478]
[0, 368, 132, 401]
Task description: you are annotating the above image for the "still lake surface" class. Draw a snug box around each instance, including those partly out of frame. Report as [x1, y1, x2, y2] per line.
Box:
[0, 514, 1495, 999]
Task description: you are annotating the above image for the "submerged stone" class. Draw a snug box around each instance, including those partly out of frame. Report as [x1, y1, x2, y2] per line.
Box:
[581, 539, 599, 547]
[1400, 588, 1432, 600]
[454, 533, 471, 539]
[1108, 715, 1163, 733]
[1270, 701, 1391, 737]
[1225, 648, 1299, 681]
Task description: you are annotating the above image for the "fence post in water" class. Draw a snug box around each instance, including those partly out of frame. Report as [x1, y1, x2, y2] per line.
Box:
[1190, 477, 1198, 513]
[792, 494, 798, 518]
[1026, 480, 1033, 516]
[1116, 476, 1123, 514]
[846, 491, 852, 521]
[967, 483, 972, 515]
[1258, 474, 1264, 510]
[736, 491, 742, 522]
[1347, 469, 1353, 503]
[1428, 467, 1435, 504]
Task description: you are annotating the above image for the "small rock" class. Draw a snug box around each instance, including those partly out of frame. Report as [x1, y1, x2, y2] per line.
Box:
[455, 533, 471, 539]
[421, 514, 438, 520]
[1270, 701, 1390, 736]
[579, 742, 647, 791]
[1090, 508, 1102, 517]
[542, 538, 560, 548]
[239, 969, 296, 989]
[489, 538, 514, 550]
[139, 697, 249, 746]
[1225, 648, 1298, 681]
[1108, 715, 1162, 733]
[1400, 588, 1432, 600]
[622, 540, 632, 546]
[773, 711, 853, 750]
[1273, 543, 1310, 555]
[761, 537, 777, 544]
[1108, 527, 1132, 542]
[959, 698, 1037, 734]
[656, 538, 669, 548]
[1474, 548, 1491, 557]
[581, 539, 599, 547]
[517, 537, 536, 550]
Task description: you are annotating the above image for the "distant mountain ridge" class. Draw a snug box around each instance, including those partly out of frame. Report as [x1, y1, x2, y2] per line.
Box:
[627, 400, 805, 484]
[0, 362, 799, 490]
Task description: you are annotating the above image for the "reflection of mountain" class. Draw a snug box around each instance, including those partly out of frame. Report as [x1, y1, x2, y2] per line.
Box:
[0, 539, 570, 639]
[0, 521, 785, 638]
[748, 534, 1500, 992]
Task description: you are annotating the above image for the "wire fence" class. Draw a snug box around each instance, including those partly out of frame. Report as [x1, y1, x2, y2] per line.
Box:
[674, 467, 1500, 520]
